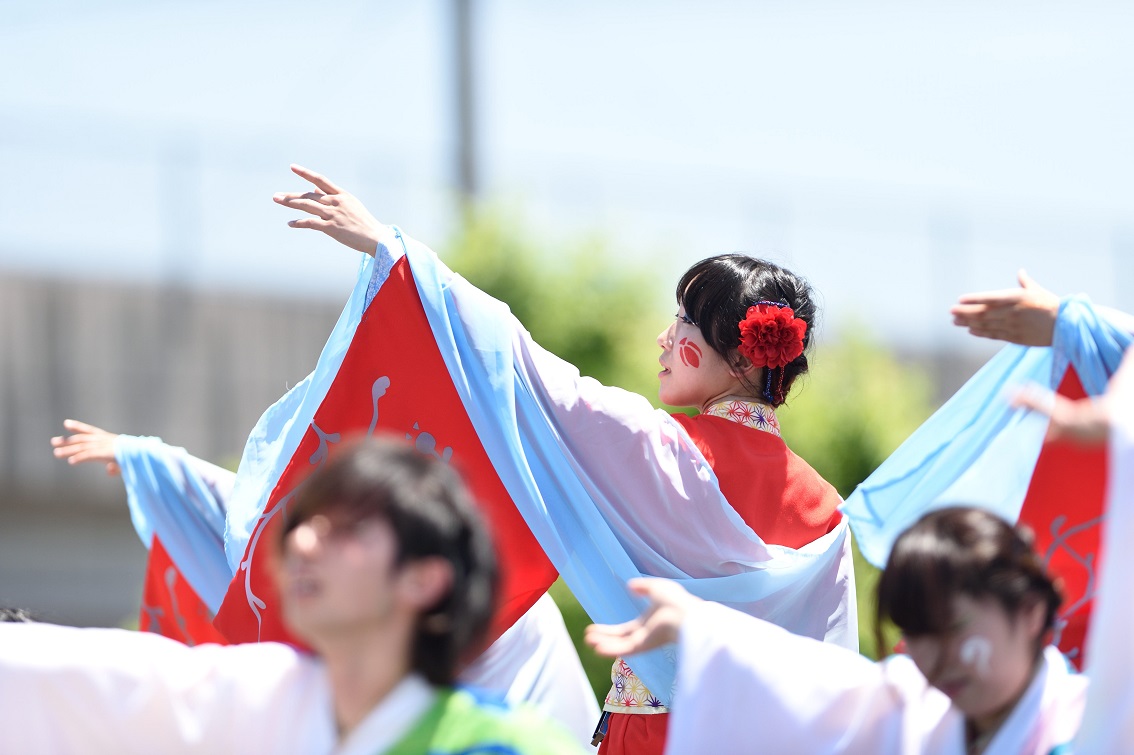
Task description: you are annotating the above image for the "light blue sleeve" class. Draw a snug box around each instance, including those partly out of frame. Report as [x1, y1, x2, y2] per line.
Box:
[844, 296, 1133, 567]
[115, 435, 235, 613]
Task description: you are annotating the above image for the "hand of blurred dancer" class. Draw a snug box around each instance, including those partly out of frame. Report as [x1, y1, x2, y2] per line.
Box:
[1012, 386, 1110, 446]
[1012, 349, 1134, 446]
[951, 269, 1060, 346]
[273, 165, 388, 256]
[50, 419, 120, 476]
[584, 578, 702, 657]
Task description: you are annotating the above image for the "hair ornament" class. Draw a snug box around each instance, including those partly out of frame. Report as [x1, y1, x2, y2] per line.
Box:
[737, 300, 807, 370]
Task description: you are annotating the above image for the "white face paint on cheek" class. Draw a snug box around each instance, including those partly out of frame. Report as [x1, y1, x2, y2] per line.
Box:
[959, 635, 993, 678]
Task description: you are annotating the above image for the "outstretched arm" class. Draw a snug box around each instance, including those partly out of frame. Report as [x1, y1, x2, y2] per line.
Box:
[584, 578, 702, 657]
[273, 165, 395, 256]
[1011, 386, 1111, 445]
[50, 419, 120, 476]
[590, 582, 904, 752]
[951, 269, 1060, 346]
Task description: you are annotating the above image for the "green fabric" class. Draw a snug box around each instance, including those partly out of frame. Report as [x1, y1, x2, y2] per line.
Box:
[384, 688, 585, 755]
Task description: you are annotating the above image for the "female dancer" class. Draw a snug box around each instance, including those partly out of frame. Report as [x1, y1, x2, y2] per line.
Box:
[269, 166, 851, 755]
[586, 351, 1134, 753]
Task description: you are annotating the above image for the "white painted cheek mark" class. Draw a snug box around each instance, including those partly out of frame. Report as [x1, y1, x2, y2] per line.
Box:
[959, 635, 993, 678]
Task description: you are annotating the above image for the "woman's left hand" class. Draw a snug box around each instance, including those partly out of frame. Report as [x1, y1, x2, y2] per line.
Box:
[273, 165, 387, 256]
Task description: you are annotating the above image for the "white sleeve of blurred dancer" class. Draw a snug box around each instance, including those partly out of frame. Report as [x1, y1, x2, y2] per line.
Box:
[0, 623, 335, 755]
[666, 601, 958, 755]
[459, 593, 600, 748]
[1075, 351, 1134, 753]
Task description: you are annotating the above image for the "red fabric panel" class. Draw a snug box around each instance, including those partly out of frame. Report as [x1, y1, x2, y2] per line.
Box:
[1017, 367, 1107, 669]
[598, 713, 669, 755]
[213, 257, 557, 645]
[139, 536, 227, 646]
[673, 414, 843, 549]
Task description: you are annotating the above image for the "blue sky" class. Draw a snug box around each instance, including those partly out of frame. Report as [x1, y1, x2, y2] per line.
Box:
[2, 0, 1132, 348]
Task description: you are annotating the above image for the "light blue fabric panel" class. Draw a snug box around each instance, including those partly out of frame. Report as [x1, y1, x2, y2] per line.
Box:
[116, 436, 232, 612]
[223, 254, 377, 573]
[844, 296, 1133, 568]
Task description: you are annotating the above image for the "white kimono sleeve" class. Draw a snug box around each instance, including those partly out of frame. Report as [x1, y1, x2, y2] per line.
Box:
[0, 623, 335, 755]
[667, 601, 963, 755]
[1075, 351, 1134, 752]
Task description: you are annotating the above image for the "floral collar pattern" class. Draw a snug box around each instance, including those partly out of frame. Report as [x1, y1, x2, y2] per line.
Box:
[703, 399, 781, 437]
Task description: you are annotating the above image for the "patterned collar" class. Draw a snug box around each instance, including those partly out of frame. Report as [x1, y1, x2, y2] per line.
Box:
[702, 399, 781, 437]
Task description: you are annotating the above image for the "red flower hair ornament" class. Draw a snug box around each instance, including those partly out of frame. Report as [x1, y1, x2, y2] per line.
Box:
[737, 302, 807, 369]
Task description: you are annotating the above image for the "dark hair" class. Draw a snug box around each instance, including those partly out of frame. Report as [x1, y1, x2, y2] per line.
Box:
[876, 507, 1061, 654]
[0, 607, 35, 623]
[677, 254, 817, 406]
[279, 436, 498, 685]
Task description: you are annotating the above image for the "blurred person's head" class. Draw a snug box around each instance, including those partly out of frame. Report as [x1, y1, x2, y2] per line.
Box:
[876, 507, 1061, 726]
[275, 436, 497, 686]
[660, 255, 816, 409]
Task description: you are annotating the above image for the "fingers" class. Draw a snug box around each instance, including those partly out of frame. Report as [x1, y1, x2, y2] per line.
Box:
[290, 164, 343, 196]
[52, 420, 117, 466]
[287, 217, 332, 231]
[1011, 384, 1057, 418]
[1012, 385, 1109, 445]
[584, 620, 650, 657]
[106, 462, 121, 477]
[61, 418, 107, 435]
[273, 194, 334, 219]
[627, 577, 675, 600]
[52, 434, 97, 451]
[54, 442, 115, 465]
[954, 288, 1025, 307]
[1018, 268, 1035, 289]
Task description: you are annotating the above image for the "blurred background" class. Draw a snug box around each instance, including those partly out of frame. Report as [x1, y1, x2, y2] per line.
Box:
[2, 0, 1132, 697]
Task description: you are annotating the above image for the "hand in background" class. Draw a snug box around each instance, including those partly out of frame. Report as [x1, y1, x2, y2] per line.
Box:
[951, 269, 1060, 346]
[51, 419, 120, 476]
[1010, 351, 1134, 448]
[584, 578, 702, 657]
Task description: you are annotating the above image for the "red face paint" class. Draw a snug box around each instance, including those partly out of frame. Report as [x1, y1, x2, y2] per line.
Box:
[678, 338, 702, 368]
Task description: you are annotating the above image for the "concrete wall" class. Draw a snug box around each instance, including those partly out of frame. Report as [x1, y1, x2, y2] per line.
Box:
[0, 273, 340, 627]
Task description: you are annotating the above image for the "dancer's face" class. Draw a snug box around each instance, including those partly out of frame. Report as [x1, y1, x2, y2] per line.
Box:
[277, 513, 404, 643]
[903, 594, 1045, 725]
[656, 305, 749, 409]
[277, 511, 450, 652]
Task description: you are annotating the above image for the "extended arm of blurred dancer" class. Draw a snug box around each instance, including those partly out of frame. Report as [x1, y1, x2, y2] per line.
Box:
[1012, 385, 1112, 445]
[1006, 320, 1134, 446]
[583, 579, 701, 658]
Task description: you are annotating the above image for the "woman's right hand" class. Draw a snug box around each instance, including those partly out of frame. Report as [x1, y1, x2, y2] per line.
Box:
[273, 165, 388, 256]
[950, 269, 1060, 346]
[51, 419, 120, 476]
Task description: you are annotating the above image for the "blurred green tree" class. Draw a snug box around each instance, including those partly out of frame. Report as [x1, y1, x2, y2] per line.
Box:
[441, 211, 663, 398]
